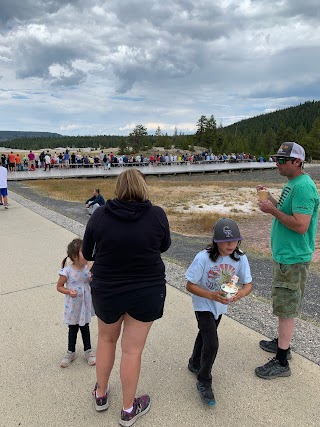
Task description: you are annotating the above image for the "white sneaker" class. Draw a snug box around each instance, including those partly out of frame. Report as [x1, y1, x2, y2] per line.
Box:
[60, 351, 76, 368]
[84, 349, 96, 366]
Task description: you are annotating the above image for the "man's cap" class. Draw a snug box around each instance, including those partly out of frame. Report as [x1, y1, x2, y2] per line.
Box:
[212, 218, 243, 243]
[273, 142, 305, 161]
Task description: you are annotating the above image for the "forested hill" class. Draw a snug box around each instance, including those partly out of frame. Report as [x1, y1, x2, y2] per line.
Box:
[224, 100, 320, 135]
[0, 130, 62, 141]
[2, 100, 320, 159]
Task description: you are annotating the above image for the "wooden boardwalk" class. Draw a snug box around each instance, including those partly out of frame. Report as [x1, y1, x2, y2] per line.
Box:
[7, 161, 277, 181]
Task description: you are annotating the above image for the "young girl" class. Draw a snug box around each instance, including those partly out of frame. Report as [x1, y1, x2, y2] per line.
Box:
[186, 218, 252, 405]
[57, 238, 96, 368]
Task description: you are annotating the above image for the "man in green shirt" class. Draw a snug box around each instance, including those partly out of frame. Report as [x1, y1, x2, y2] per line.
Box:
[255, 142, 319, 379]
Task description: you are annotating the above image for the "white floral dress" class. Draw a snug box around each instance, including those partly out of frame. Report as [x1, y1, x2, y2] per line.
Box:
[59, 264, 95, 326]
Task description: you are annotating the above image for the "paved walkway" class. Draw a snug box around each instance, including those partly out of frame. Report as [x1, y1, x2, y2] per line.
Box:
[7, 161, 276, 181]
[1, 200, 319, 427]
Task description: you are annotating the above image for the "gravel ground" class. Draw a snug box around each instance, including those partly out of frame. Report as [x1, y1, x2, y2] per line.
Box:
[8, 166, 320, 365]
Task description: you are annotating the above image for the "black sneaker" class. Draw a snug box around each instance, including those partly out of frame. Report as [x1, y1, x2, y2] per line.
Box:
[255, 357, 291, 380]
[188, 362, 200, 375]
[92, 383, 109, 412]
[119, 395, 151, 427]
[259, 338, 292, 360]
[196, 381, 215, 406]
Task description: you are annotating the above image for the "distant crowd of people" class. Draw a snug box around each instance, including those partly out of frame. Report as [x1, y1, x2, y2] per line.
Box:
[0, 149, 273, 172]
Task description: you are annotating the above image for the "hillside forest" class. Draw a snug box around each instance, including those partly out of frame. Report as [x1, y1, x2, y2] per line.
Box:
[1, 100, 320, 161]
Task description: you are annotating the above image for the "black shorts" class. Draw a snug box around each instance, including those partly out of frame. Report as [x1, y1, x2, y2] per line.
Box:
[92, 285, 166, 324]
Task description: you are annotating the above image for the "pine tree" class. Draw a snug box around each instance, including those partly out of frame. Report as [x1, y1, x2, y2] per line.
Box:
[195, 115, 208, 145]
[302, 117, 320, 162]
[128, 125, 148, 152]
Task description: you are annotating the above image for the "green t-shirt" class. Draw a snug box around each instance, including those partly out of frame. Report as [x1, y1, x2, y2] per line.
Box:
[271, 173, 319, 264]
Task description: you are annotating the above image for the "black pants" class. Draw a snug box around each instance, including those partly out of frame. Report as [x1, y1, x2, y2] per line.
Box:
[189, 311, 222, 386]
[68, 323, 91, 352]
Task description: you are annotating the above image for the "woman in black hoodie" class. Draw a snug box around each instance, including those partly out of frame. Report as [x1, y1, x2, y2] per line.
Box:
[82, 169, 171, 425]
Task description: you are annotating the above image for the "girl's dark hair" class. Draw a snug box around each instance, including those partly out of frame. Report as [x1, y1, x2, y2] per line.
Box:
[61, 238, 83, 268]
[206, 241, 243, 262]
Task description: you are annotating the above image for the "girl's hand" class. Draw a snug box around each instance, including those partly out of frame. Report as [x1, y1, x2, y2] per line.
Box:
[232, 289, 243, 303]
[69, 290, 77, 298]
[210, 290, 230, 305]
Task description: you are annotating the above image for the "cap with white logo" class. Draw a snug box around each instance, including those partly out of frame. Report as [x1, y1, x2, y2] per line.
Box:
[212, 218, 243, 243]
[273, 142, 305, 161]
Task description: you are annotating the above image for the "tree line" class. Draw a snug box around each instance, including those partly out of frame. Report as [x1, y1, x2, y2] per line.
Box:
[1, 100, 320, 160]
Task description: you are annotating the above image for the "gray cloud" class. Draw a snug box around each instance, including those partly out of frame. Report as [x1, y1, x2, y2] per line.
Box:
[15, 40, 83, 80]
[0, 0, 320, 135]
[49, 67, 87, 87]
[280, 0, 320, 20]
[0, 1, 84, 25]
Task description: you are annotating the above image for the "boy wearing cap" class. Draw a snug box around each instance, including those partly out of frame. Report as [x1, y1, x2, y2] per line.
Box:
[185, 218, 252, 405]
[255, 142, 319, 379]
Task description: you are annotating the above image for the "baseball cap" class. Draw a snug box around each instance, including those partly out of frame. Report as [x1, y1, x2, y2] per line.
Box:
[273, 142, 305, 161]
[212, 218, 243, 242]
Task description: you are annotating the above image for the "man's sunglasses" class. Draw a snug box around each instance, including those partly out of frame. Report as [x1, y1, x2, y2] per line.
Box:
[276, 157, 295, 164]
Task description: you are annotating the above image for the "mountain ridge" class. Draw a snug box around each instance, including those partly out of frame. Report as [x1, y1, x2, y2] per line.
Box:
[0, 130, 62, 142]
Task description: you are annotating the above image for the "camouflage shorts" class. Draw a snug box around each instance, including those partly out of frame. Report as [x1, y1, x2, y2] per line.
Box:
[272, 261, 310, 318]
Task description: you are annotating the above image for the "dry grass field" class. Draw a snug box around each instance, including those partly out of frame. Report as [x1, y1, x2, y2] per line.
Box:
[24, 176, 287, 259]
[19, 167, 320, 268]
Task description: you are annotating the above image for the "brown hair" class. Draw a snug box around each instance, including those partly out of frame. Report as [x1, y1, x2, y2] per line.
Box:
[61, 238, 83, 268]
[115, 169, 149, 202]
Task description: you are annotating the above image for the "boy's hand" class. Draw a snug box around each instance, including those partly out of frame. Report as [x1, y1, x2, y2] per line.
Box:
[69, 290, 77, 298]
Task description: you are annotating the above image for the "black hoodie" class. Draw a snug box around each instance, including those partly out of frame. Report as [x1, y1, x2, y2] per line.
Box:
[82, 199, 171, 295]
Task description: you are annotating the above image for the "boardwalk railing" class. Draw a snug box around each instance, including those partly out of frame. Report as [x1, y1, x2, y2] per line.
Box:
[7, 160, 277, 181]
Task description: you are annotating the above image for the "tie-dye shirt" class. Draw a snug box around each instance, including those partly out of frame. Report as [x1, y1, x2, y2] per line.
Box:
[185, 250, 252, 319]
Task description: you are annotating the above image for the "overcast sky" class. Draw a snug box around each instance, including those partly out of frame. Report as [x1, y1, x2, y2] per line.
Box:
[1, 0, 320, 136]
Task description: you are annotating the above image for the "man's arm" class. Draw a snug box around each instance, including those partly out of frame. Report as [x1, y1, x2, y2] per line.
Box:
[258, 200, 311, 234]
